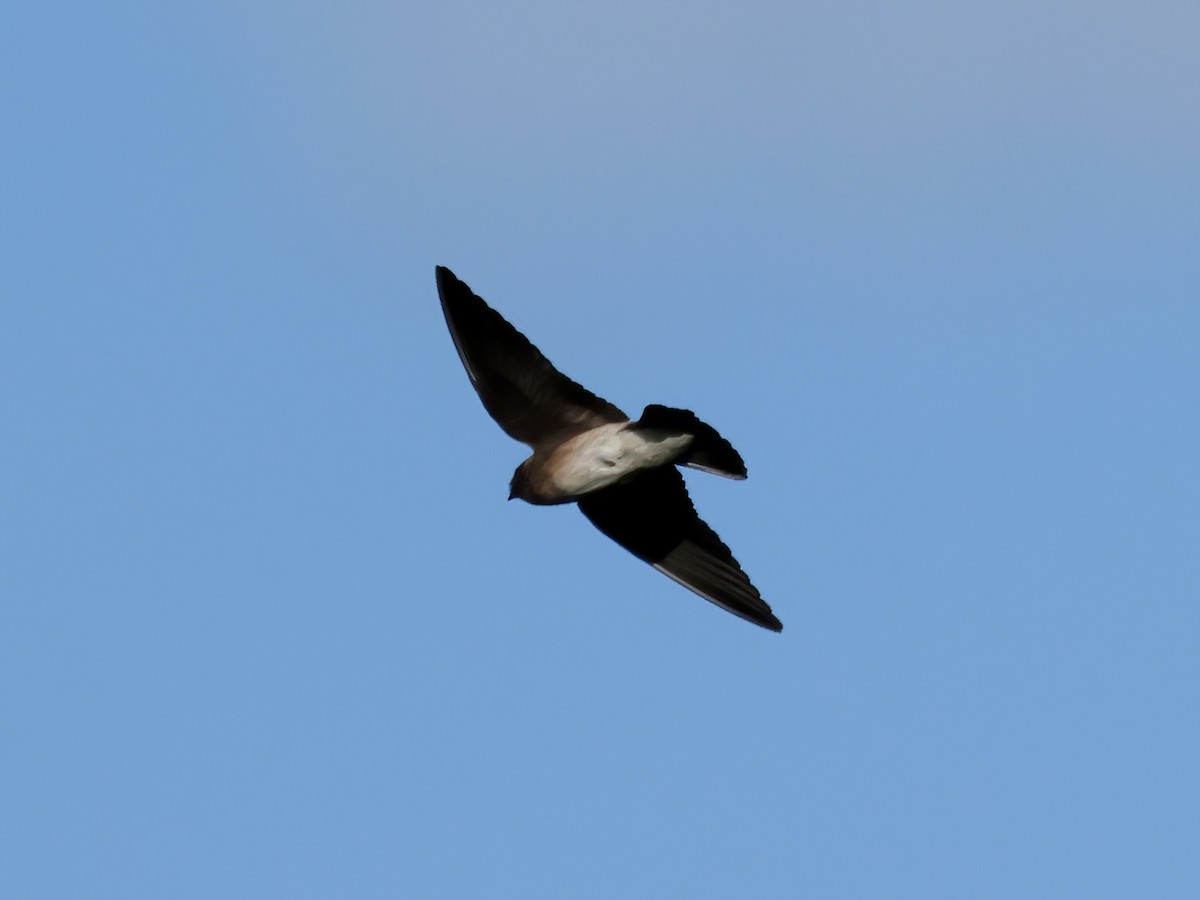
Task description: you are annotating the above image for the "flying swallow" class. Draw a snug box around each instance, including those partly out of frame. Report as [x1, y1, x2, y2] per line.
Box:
[436, 266, 782, 632]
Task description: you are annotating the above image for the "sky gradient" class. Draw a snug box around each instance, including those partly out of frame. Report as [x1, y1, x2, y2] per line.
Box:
[4, 2, 1199, 897]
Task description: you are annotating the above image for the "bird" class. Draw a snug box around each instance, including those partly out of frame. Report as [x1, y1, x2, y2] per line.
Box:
[436, 265, 782, 632]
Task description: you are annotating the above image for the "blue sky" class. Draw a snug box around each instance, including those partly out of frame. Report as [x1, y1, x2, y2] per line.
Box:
[3, 2, 1198, 897]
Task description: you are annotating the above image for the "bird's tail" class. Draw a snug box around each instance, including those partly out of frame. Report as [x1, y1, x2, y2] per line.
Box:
[633, 405, 747, 480]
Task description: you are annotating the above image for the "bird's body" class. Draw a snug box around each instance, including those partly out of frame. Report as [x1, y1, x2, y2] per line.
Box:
[436, 265, 782, 632]
[514, 422, 694, 504]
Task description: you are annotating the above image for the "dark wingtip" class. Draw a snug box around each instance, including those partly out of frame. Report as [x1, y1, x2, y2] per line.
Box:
[435, 265, 457, 293]
[436, 266, 476, 316]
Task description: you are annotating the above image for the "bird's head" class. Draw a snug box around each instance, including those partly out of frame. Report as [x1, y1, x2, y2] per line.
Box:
[508, 461, 531, 502]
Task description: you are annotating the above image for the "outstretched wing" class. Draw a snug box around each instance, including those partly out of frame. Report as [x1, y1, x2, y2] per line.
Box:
[437, 266, 627, 445]
[578, 467, 782, 632]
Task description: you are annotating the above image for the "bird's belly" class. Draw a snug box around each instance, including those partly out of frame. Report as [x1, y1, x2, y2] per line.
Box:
[550, 424, 692, 498]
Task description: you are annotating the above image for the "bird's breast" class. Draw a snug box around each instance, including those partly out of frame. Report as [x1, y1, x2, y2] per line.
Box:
[543, 423, 693, 500]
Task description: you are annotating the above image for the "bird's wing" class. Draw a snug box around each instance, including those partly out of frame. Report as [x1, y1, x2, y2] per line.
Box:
[577, 467, 782, 631]
[437, 266, 627, 445]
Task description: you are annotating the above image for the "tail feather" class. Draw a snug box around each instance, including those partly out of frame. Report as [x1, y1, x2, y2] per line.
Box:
[634, 405, 747, 480]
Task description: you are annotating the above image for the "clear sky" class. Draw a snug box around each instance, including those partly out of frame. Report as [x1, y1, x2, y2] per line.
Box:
[3, 2, 1198, 897]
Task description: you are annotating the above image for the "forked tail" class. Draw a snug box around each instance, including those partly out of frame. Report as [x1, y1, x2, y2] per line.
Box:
[633, 404, 747, 480]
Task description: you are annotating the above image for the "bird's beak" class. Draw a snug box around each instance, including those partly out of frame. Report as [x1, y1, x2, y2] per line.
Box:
[507, 487, 516, 501]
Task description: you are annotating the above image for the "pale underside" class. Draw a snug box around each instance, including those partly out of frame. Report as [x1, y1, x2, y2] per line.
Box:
[535, 423, 693, 501]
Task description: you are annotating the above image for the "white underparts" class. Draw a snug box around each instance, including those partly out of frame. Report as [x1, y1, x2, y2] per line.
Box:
[549, 423, 692, 498]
